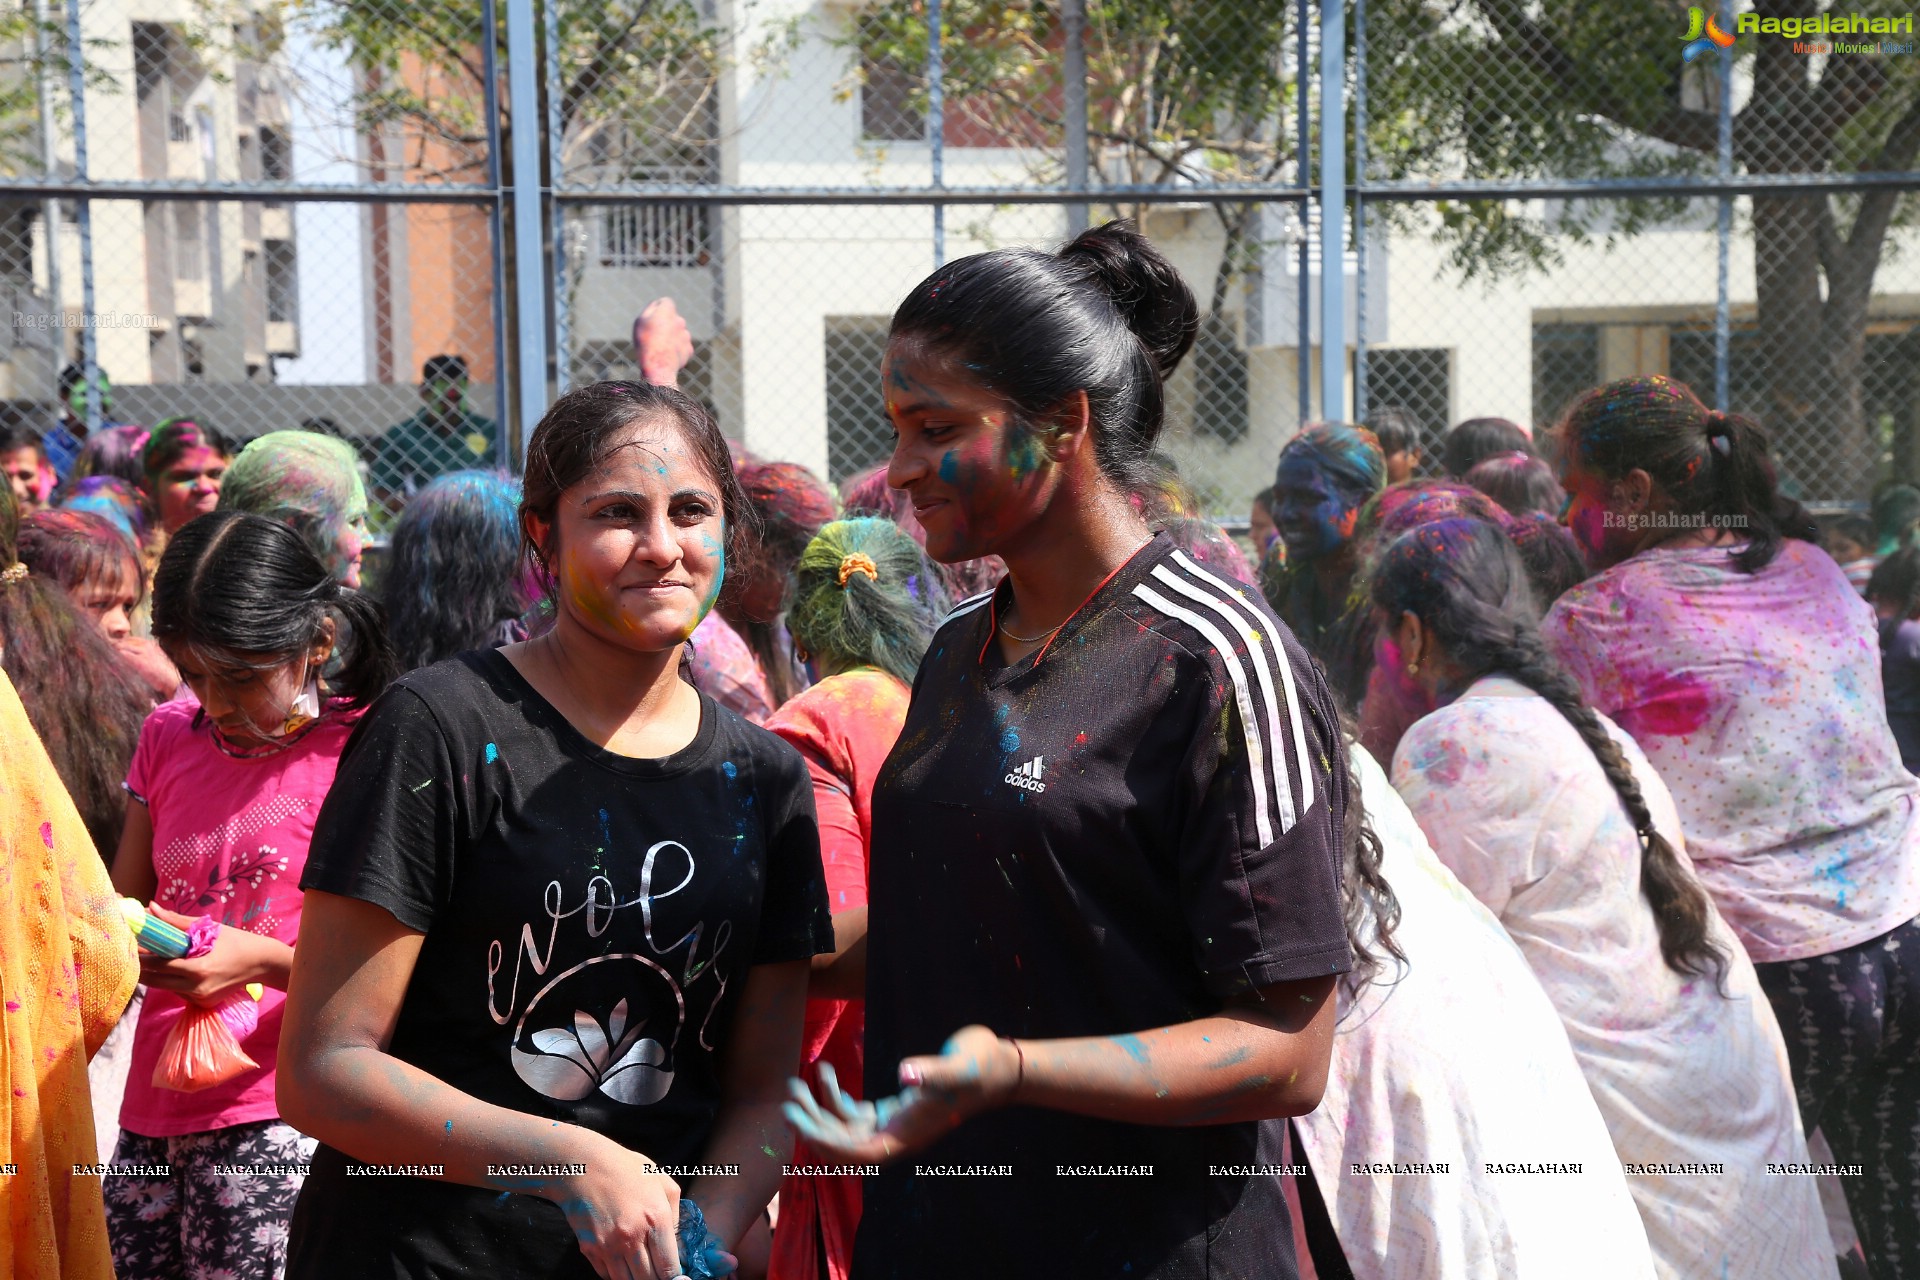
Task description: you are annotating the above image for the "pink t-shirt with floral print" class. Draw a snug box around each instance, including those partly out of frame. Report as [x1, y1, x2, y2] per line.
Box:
[119, 697, 358, 1137]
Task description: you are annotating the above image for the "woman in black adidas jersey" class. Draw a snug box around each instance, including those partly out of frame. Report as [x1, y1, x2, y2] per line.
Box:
[784, 221, 1358, 1280]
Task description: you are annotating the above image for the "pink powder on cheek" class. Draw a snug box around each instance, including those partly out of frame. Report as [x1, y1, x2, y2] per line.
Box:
[1567, 499, 1607, 558]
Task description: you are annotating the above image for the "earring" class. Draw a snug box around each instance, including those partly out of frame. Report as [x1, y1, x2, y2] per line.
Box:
[1405, 660, 1420, 675]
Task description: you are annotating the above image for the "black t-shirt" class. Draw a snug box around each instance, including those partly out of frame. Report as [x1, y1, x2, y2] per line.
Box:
[856, 534, 1351, 1280]
[286, 649, 832, 1278]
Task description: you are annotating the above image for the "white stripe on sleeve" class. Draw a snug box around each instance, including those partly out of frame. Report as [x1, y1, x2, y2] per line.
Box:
[1166, 550, 1316, 818]
[1132, 581, 1285, 843]
[1148, 560, 1306, 829]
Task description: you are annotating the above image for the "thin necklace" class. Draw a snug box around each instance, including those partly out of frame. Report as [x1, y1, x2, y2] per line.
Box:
[1000, 534, 1153, 652]
[999, 616, 1066, 646]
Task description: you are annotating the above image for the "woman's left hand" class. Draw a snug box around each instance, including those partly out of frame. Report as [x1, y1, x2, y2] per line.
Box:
[137, 906, 286, 1006]
[781, 1026, 1018, 1164]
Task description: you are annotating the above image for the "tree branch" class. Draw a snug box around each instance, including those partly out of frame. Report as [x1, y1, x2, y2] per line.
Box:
[1839, 91, 1920, 267]
[1473, 0, 1718, 153]
[560, 3, 661, 124]
[1816, 201, 1842, 278]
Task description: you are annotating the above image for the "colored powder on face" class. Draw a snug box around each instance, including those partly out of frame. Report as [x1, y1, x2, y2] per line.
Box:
[1005, 426, 1046, 482]
[938, 450, 961, 484]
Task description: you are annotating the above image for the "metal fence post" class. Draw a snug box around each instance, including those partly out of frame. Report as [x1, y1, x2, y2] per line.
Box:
[62, 0, 98, 432]
[545, 0, 569, 396]
[1296, 0, 1310, 425]
[1714, 0, 1733, 413]
[505, 0, 551, 450]
[482, 0, 512, 456]
[33, 0, 62, 364]
[1352, 0, 1368, 425]
[928, 0, 944, 267]
[1063, 0, 1088, 235]
[1318, 0, 1346, 421]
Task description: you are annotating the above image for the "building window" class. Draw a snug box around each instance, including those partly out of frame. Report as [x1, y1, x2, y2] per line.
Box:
[180, 323, 206, 382]
[1365, 348, 1453, 448]
[824, 316, 892, 482]
[1531, 324, 1600, 430]
[861, 54, 924, 142]
[173, 203, 204, 280]
[261, 126, 291, 181]
[265, 239, 298, 324]
[597, 205, 708, 268]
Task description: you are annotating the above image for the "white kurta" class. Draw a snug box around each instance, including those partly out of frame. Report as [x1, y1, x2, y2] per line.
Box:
[1292, 745, 1658, 1280]
[1393, 678, 1836, 1280]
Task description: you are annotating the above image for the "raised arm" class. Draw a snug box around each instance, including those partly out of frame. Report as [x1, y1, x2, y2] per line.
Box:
[785, 974, 1337, 1162]
[278, 889, 691, 1279]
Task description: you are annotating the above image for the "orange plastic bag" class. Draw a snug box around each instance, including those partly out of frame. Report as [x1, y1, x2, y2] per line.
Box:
[152, 984, 263, 1092]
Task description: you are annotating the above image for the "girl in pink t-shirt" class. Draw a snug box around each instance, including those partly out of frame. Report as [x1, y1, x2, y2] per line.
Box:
[107, 511, 396, 1280]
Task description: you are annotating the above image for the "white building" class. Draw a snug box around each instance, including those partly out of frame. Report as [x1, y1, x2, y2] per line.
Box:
[0, 0, 299, 404]
[561, 0, 1920, 511]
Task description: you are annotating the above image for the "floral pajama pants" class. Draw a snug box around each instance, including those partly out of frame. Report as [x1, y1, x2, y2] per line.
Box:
[105, 1119, 317, 1280]
[1755, 915, 1920, 1280]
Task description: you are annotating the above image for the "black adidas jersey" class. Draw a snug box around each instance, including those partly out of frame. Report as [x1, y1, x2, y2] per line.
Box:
[857, 533, 1351, 1280]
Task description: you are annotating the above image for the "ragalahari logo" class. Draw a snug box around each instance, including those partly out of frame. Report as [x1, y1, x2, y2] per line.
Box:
[1682, 6, 1738, 61]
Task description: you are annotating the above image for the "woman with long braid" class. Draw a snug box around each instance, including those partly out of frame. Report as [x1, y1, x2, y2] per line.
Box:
[1375, 517, 1833, 1280]
[1542, 376, 1920, 1278]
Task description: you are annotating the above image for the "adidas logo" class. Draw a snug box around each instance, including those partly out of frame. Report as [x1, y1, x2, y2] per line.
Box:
[1004, 755, 1047, 794]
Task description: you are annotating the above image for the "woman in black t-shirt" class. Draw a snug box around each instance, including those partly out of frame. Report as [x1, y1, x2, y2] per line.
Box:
[280, 382, 832, 1280]
[785, 222, 1360, 1279]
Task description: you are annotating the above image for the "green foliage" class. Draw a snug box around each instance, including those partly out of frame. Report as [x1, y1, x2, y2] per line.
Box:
[1362, 0, 1920, 282]
[289, 0, 746, 180]
[846, 0, 1297, 186]
[0, 3, 129, 178]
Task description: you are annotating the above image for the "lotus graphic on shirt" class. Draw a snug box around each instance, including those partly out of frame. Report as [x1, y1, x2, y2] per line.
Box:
[512, 995, 672, 1105]
[494, 844, 729, 1109]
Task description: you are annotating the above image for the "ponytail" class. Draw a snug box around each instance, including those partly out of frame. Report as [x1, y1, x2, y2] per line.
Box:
[1701, 410, 1784, 574]
[321, 582, 399, 710]
[154, 511, 398, 713]
[1559, 377, 1807, 575]
[788, 517, 949, 686]
[1336, 710, 1406, 1004]
[1372, 518, 1731, 991]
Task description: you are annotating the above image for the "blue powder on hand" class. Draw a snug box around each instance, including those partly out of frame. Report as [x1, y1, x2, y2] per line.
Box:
[678, 1198, 727, 1279]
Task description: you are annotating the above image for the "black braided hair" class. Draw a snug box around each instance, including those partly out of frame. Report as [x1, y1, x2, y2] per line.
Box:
[1372, 518, 1730, 990]
[1332, 707, 1405, 1002]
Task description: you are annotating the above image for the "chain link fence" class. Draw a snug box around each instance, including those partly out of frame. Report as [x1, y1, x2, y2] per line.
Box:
[2, 0, 1915, 528]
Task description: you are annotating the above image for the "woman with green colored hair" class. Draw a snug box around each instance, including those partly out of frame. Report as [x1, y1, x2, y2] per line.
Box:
[764, 516, 947, 1280]
[217, 431, 370, 587]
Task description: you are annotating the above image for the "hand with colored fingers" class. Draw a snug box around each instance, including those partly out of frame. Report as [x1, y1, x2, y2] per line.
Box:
[781, 1026, 1020, 1163]
[137, 906, 291, 1005]
[552, 1141, 689, 1280]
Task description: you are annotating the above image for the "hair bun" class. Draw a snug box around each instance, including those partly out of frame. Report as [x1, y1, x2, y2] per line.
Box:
[1058, 220, 1200, 380]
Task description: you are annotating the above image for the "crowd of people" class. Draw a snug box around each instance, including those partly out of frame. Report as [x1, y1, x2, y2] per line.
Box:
[2, 220, 1916, 1280]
